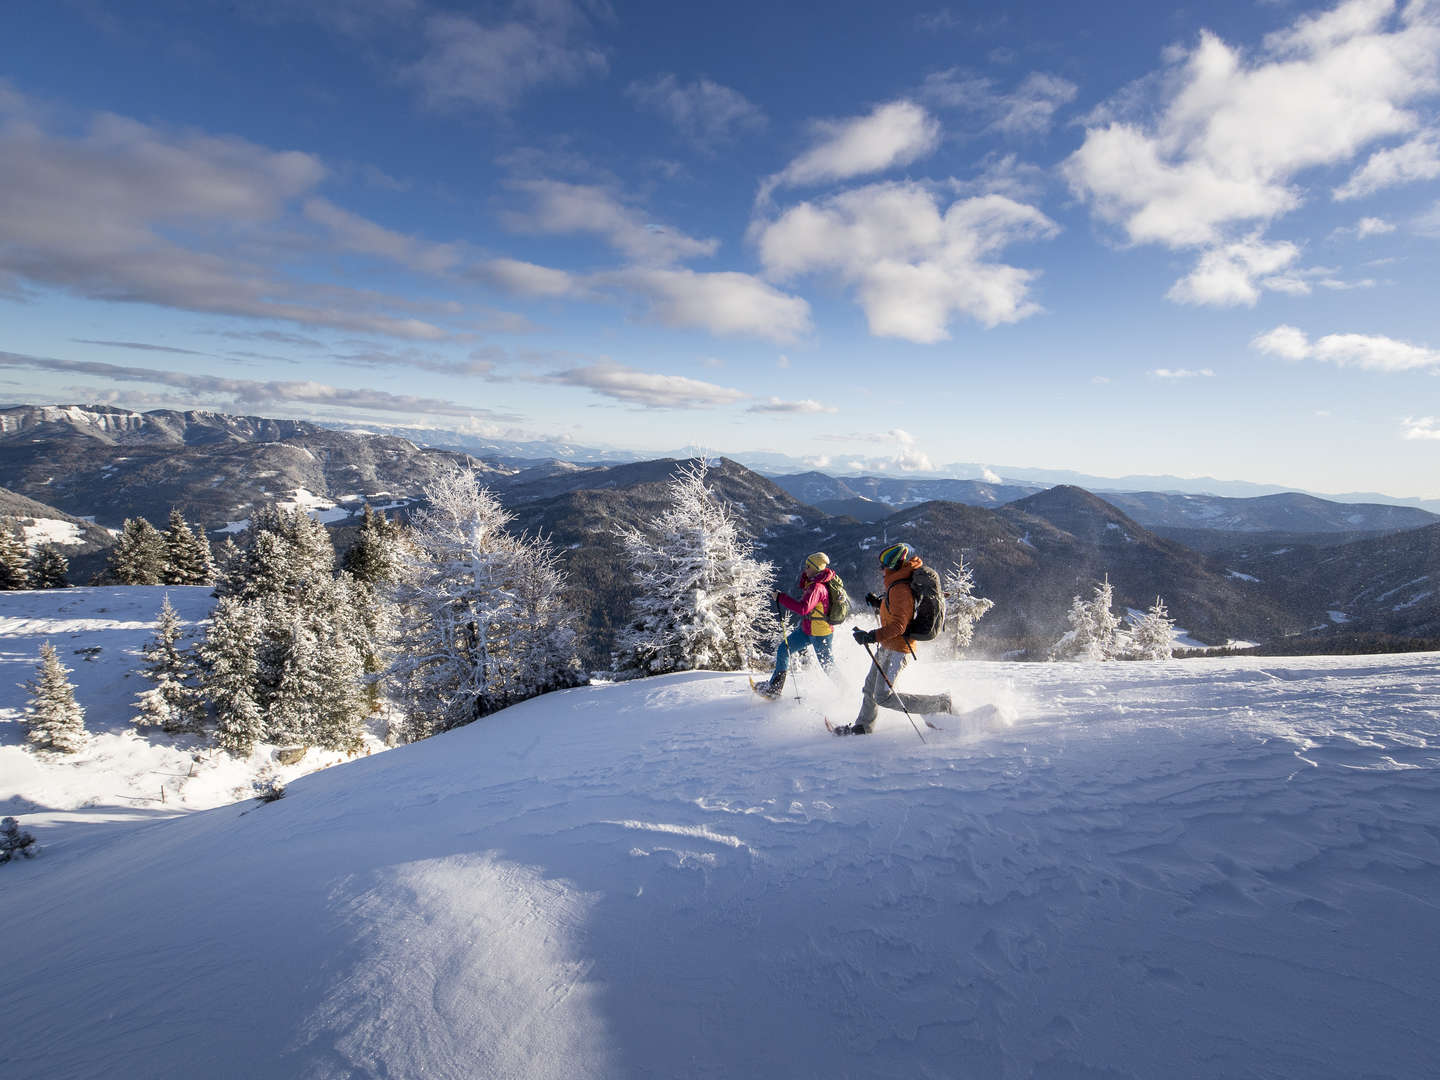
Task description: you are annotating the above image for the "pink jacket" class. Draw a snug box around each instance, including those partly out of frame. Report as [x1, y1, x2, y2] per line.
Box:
[778, 568, 835, 635]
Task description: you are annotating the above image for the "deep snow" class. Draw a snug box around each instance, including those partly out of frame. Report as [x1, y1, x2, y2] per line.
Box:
[2, 614, 1438, 1079]
[0, 587, 388, 846]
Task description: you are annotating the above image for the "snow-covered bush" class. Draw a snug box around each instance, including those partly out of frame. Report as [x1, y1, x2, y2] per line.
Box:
[388, 461, 583, 740]
[133, 594, 204, 734]
[0, 817, 38, 863]
[1126, 597, 1177, 660]
[612, 458, 774, 677]
[24, 643, 88, 753]
[942, 556, 995, 654]
[1051, 576, 1124, 661]
[27, 546, 68, 589]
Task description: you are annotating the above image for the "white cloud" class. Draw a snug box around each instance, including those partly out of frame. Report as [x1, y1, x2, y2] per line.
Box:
[980, 466, 1003, 483]
[1150, 368, 1216, 378]
[547, 362, 748, 408]
[760, 101, 941, 201]
[945, 152, 1050, 201]
[475, 257, 578, 298]
[755, 181, 1057, 341]
[1334, 132, 1440, 199]
[1352, 215, 1398, 238]
[1166, 235, 1301, 306]
[0, 93, 450, 340]
[1402, 416, 1440, 439]
[1252, 324, 1314, 360]
[0, 350, 514, 420]
[504, 180, 718, 265]
[626, 75, 766, 149]
[1415, 199, 1440, 236]
[1252, 324, 1440, 370]
[1065, 0, 1440, 303]
[598, 267, 813, 343]
[403, 3, 608, 112]
[746, 397, 837, 414]
[922, 69, 1078, 135]
[303, 197, 460, 274]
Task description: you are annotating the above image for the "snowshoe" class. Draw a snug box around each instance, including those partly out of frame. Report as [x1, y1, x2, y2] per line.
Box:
[829, 722, 871, 736]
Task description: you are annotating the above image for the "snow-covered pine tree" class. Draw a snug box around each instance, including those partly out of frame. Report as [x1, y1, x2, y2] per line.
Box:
[342, 504, 403, 712]
[133, 594, 204, 735]
[200, 595, 266, 756]
[27, 546, 69, 589]
[1127, 596, 1177, 660]
[217, 505, 334, 601]
[342, 503, 402, 587]
[1051, 576, 1123, 661]
[163, 509, 213, 585]
[612, 458, 774, 677]
[0, 520, 28, 590]
[24, 643, 88, 754]
[942, 555, 995, 653]
[109, 517, 168, 585]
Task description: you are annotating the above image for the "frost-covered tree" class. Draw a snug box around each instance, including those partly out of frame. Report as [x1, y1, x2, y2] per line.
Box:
[133, 594, 204, 735]
[1051, 576, 1123, 661]
[24, 643, 88, 754]
[0, 521, 28, 590]
[110, 517, 168, 585]
[389, 461, 582, 740]
[27, 546, 69, 589]
[942, 555, 995, 653]
[200, 595, 266, 756]
[613, 458, 774, 677]
[1127, 596, 1177, 660]
[343, 504, 403, 712]
[198, 506, 369, 755]
[343, 504, 402, 587]
[163, 509, 214, 585]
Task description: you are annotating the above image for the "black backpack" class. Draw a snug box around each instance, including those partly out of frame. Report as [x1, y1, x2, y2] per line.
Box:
[824, 573, 851, 626]
[900, 565, 946, 641]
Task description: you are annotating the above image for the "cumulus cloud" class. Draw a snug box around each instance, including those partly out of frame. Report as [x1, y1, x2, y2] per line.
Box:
[1334, 132, 1440, 199]
[1150, 367, 1215, 378]
[754, 181, 1057, 340]
[597, 267, 812, 343]
[626, 75, 766, 149]
[922, 69, 1078, 135]
[1166, 235, 1302, 306]
[760, 101, 941, 201]
[403, 1, 609, 112]
[1064, 0, 1440, 304]
[546, 362, 748, 408]
[503, 180, 718, 264]
[0, 89, 455, 339]
[473, 257, 579, 298]
[1252, 324, 1440, 370]
[0, 350, 517, 420]
[1402, 416, 1440, 439]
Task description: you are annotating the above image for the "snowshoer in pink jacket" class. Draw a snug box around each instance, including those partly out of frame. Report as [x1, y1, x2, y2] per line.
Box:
[756, 552, 836, 699]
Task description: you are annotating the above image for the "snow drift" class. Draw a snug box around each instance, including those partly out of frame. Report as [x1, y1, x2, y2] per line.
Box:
[2, 645, 1439, 1079]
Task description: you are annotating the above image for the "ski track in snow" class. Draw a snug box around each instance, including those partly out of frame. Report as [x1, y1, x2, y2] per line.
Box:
[1, 590, 1439, 1078]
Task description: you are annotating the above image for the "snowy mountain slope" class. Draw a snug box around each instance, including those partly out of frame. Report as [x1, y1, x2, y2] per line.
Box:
[0, 485, 114, 554]
[0, 405, 495, 532]
[2, 645, 1438, 1079]
[1104, 490, 1440, 535]
[0, 587, 388, 843]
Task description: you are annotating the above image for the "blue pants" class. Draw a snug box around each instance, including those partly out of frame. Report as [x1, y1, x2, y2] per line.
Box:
[774, 626, 833, 673]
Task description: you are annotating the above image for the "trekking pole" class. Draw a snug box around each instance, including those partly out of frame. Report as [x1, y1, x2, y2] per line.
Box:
[781, 614, 803, 703]
[863, 639, 925, 744]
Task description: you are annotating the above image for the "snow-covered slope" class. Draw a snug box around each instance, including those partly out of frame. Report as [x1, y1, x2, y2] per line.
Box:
[0, 587, 388, 844]
[2, 640, 1438, 1079]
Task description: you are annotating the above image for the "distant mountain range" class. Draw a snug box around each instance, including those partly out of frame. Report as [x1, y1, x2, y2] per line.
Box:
[5, 404, 1440, 661]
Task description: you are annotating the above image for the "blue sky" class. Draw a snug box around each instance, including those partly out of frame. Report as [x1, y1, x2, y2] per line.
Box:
[3, 0, 1440, 496]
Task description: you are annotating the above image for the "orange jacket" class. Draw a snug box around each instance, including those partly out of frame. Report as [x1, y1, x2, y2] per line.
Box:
[875, 556, 923, 654]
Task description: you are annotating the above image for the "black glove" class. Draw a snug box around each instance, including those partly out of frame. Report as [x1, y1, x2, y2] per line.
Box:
[852, 626, 876, 646]
[864, 591, 881, 610]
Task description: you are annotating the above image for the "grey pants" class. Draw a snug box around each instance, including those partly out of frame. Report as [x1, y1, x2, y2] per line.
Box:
[855, 647, 952, 729]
